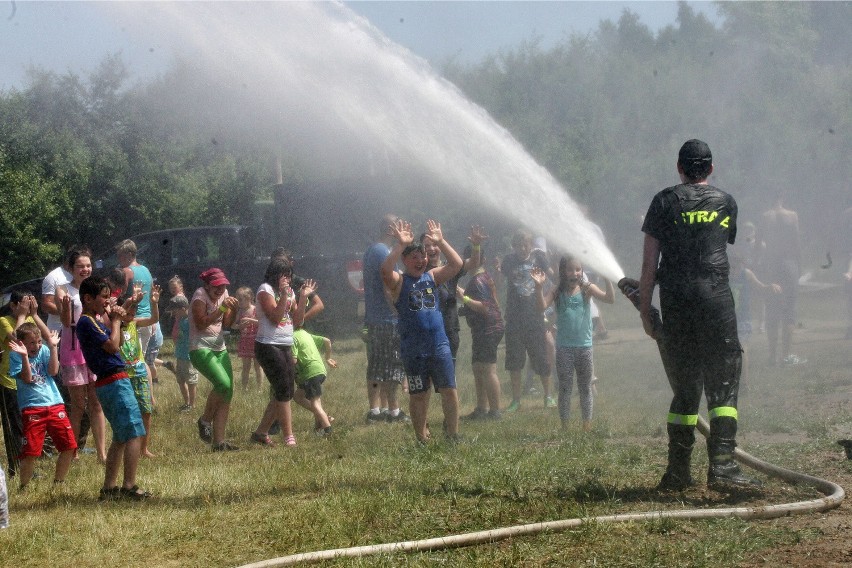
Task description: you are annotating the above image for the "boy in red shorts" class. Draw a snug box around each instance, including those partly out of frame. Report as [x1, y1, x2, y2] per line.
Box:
[8, 322, 77, 489]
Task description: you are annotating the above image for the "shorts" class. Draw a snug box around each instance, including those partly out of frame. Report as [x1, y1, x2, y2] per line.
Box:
[130, 372, 153, 414]
[19, 404, 77, 458]
[61, 364, 97, 387]
[297, 374, 326, 400]
[137, 325, 154, 357]
[471, 330, 504, 365]
[144, 345, 160, 366]
[255, 342, 295, 402]
[504, 322, 550, 375]
[365, 323, 406, 384]
[95, 379, 146, 444]
[405, 343, 456, 395]
[190, 348, 235, 402]
[175, 359, 199, 386]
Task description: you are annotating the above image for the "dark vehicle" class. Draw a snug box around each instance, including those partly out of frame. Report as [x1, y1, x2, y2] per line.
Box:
[1, 177, 375, 334]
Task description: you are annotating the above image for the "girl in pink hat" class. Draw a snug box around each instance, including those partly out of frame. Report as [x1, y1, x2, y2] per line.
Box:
[190, 268, 240, 451]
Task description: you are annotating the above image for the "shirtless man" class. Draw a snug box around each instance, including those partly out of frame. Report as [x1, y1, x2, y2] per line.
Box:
[759, 195, 805, 366]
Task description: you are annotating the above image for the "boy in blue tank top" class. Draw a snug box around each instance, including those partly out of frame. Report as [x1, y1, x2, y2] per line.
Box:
[381, 219, 463, 443]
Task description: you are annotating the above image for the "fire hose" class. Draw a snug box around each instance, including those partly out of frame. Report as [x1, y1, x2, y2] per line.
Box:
[236, 279, 845, 567]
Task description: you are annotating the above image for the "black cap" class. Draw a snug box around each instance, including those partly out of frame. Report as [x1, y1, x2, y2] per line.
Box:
[678, 139, 712, 164]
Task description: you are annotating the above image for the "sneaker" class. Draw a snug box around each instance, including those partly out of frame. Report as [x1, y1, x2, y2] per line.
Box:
[462, 408, 488, 421]
[178, 404, 193, 413]
[197, 418, 212, 443]
[545, 396, 557, 408]
[250, 432, 276, 447]
[487, 409, 502, 420]
[782, 354, 807, 366]
[505, 400, 521, 413]
[387, 410, 410, 423]
[366, 411, 385, 423]
[212, 441, 240, 452]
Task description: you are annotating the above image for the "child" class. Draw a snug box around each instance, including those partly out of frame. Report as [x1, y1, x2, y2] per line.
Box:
[533, 256, 614, 432]
[233, 286, 263, 390]
[729, 251, 782, 386]
[56, 247, 108, 464]
[168, 295, 198, 411]
[190, 268, 240, 451]
[500, 229, 555, 411]
[458, 245, 505, 420]
[380, 219, 463, 443]
[76, 276, 150, 500]
[8, 323, 76, 489]
[0, 290, 38, 480]
[145, 323, 163, 385]
[292, 325, 336, 437]
[115, 277, 161, 459]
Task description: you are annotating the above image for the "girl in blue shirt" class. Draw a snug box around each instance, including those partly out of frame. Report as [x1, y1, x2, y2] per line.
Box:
[533, 256, 614, 432]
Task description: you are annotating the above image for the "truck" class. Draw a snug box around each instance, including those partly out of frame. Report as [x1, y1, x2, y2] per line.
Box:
[1, 180, 373, 335]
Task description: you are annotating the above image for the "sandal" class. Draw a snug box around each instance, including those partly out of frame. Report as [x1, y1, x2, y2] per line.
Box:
[98, 486, 121, 501]
[250, 432, 276, 447]
[284, 435, 297, 447]
[120, 485, 152, 501]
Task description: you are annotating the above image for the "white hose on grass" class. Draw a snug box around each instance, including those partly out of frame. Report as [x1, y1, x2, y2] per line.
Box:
[237, 415, 844, 567]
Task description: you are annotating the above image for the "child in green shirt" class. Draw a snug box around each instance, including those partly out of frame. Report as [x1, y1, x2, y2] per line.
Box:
[291, 328, 336, 436]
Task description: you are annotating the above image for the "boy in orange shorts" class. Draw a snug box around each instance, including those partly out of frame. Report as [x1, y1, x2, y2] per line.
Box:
[8, 322, 77, 489]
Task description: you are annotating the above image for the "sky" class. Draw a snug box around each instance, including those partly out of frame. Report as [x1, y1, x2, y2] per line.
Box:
[0, 1, 720, 91]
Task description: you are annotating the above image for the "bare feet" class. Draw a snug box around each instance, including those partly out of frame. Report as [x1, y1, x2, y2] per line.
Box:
[142, 450, 157, 458]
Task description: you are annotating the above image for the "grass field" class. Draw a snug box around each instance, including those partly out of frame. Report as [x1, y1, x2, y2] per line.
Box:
[1, 285, 851, 567]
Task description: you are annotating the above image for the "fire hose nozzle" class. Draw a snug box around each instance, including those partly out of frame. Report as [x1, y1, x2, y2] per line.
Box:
[617, 278, 641, 310]
[617, 277, 663, 335]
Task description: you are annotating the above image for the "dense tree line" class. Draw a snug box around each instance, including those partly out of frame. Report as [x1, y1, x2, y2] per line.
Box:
[1, 2, 849, 287]
[0, 56, 277, 286]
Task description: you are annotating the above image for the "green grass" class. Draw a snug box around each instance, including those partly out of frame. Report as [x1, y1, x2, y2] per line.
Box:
[1, 286, 850, 567]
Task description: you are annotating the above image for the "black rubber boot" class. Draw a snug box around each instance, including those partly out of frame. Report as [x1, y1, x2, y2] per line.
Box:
[707, 416, 761, 487]
[707, 459, 762, 487]
[657, 425, 695, 491]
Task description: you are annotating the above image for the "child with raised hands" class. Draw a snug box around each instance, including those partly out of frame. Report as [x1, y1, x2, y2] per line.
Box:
[8, 323, 76, 490]
[380, 219, 463, 443]
[533, 256, 614, 432]
[117, 280, 162, 458]
[76, 276, 149, 500]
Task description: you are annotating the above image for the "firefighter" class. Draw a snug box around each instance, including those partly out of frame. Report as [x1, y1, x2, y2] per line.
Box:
[639, 139, 760, 490]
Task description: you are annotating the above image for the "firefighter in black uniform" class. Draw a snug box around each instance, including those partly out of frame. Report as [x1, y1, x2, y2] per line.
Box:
[640, 139, 759, 490]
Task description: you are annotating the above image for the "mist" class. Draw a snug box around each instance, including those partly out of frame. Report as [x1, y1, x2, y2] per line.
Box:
[106, 2, 624, 281]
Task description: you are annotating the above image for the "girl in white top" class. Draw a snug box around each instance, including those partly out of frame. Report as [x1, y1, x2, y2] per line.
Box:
[249, 258, 311, 447]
